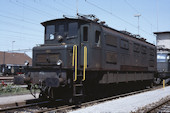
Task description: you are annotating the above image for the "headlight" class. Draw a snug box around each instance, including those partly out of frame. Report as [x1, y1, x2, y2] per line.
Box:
[24, 61, 29, 66]
[57, 35, 63, 42]
[57, 59, 62, 66]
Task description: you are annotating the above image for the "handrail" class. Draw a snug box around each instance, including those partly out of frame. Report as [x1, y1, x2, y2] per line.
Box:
[72, 45, 75, 67]
[83, 46, 87, 81]
[72, 45, 77, 81]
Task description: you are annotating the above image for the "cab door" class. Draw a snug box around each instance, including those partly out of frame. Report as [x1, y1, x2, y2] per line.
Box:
[80, 24, 90, 67]
[91, 25, 102, 69]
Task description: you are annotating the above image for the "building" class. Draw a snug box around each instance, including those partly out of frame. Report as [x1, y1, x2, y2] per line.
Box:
[0, 51, 32, 75]
[154, 31, 170, 81]
[0, 51, 32, 66]
[154, 31, 170, 49]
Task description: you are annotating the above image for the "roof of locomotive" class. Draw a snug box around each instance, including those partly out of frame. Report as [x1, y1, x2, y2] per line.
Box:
[41, 17, 155, 47]
[41, 18, 85, 26]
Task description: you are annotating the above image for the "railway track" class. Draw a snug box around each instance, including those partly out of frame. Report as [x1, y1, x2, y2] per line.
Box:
[0, 98, 63, 113]
[0, 85, 163, 113]
[143, 96, 170, 113]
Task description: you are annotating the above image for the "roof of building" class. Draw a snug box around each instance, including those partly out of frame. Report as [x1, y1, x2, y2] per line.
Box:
[154, 31, 170, 34]
[0, 51, 32, 66]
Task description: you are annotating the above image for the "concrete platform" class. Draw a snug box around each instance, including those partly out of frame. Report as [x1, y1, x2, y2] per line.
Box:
[69, 86, 170, 113]
[0, 93, 38, 106]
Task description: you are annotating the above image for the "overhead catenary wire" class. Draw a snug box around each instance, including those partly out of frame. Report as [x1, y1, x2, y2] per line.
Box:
[31, 0, 71, 16]
[85, 0, 154, 36]
[0, 29, 42, 37]
[0, 20, 43, 33]
[0, 35, 42, 41]
[1, 49, 32, 53]
[124, 0, 157, 30]
[0, 0, 52, 52]
[0, 11, 39, 23]
[0, 14, 40, 26]
[11, 0, 57, 18]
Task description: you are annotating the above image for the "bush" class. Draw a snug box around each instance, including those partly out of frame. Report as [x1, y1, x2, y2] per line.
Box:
[0, 84, 28, 96]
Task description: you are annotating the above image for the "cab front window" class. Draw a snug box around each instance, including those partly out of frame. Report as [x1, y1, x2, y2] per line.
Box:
[46, 25, 55, 40]
[45, 21, 78, 44]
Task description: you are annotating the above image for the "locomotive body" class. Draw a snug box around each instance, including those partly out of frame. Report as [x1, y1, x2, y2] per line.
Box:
[25, 16, 156, 101]
[157, 51, 170, 79]
[154, 31, 170, 84]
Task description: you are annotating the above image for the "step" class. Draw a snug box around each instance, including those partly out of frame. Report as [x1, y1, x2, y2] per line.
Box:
[74, 84, 83, 87]
[74, 94, 83, 97]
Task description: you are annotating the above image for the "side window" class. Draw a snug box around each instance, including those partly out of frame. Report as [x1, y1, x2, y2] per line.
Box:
[95, 30, 101, 47]
[133, 43, 140, 53]
[150, 48, 154, 56]
[83, 26, 88, 41]
[105, 35, 117, 47]
[120, 39, 129, 50]
[46, 25, 55, 40]
[68, 22, 78, 37]
[141, 46, 147, 54]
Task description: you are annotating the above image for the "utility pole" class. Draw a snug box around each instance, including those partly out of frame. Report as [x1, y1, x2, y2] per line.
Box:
[3, 51, 5, 64]
[76, 0, 78, 15]
[12, 41, 15, 51]
[134, 14, 141, 35]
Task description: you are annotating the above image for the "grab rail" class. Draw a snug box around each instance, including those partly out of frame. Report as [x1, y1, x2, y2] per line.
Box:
[83, 46, 87, 81]
[72, 45, 77, 81]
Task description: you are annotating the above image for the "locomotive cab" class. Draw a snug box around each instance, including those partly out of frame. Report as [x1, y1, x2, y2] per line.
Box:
[32, 18, 103, 71]
[25, 18, 104, 99]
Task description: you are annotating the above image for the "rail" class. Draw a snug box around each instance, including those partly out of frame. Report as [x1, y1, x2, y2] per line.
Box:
[145, 97, 170, 112]
[0, 99, 62, 112]
[48, 86, 164, 112]
[0, 86, 163, 112]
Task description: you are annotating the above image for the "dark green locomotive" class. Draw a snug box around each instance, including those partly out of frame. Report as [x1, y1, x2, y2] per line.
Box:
[24, 15, 156, 102]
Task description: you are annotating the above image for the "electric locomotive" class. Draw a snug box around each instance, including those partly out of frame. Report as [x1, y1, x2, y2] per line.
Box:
[23, 15, 156, 103]
[154, 31, 170, 85]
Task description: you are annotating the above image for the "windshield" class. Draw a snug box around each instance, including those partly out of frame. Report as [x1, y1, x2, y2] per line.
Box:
[45, 22, 78, 44]
[157, 53, 170, 62]
[46, 25, 55, 40]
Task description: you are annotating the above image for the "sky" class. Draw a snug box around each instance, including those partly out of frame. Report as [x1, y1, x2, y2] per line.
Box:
[0, 0, 170, 57]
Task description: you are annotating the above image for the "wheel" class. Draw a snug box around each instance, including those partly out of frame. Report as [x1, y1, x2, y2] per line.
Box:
[154, 78, 161, 85]
[39, 92, 47, 99]
[48, 87, 54, 99]
[30, 84, 38, 98]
